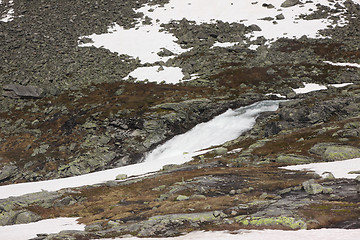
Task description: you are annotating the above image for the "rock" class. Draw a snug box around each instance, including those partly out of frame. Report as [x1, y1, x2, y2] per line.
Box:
[262, 3, 275, 9]
[281, 0, 301, 8]
[213, 210, 227, 218]
[85, 223, 103, 232]
[322, 172, 335, 180]
[115, 174, 127, 180]
[276, 154, 314, 164]
[157, 48, 174, 57]
[176, 195, 189, 201]
[302, 179, 323, 195]
[238, 216, 306, 229]
[323, 145, 360, 161]
[212, 147, 228, 155]
[322, 187, 334, 194]
[276, 13, 285, 20]
[310, 143, 360, 161]
[189, 194, 206, 200]
[355, 175, 360, 182]
[229, 190, 236, 195]
[0, 165, 17, 182]
[15, 211, 42, 224]
[248, 24, 262, 31]
[162, 164, 179, 171]
[348, 170, 360, 174]
[31, 144, 50, 156]
[3, 84, 43, 98]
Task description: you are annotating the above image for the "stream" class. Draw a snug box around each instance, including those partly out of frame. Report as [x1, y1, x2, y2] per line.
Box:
[0, 100, 281, 199]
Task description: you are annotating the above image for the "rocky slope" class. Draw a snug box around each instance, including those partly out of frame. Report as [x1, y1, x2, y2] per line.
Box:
[0, 0, 360, 239]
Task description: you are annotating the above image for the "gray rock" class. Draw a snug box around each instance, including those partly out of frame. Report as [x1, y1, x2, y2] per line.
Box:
[356, 175, 360, 182]
[281, 0, 301, 8]
[3, 84, 43, 98]
[157, 48, 174, 57]
[310, 143, 360, 161]
[212, 147, 228, 155]
[322, 172, 335, 180]
[116, 174, 128, 180]
[248, 24, 262, 32]
[276, 13, 285, 20]
[0, 165, 17, 182]
[302, 179, 323, 195]
[15, 211, 42, 224]
[276, 154, 314, 164]
[176, 195, 189, 201]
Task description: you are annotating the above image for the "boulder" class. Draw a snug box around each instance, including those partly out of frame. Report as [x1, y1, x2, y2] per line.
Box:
[0, 165, 17, 182]
[3, 84, 43, 98]
[276, 154, 314, 164]
[310, 143, 360, 161]
[15, 211, 42, 224]
[302, 179, 323, 195]
[281, 0, 301, 8]
[115, 174, 128, 180]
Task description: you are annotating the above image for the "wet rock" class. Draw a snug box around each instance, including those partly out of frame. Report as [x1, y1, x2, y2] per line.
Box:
[3, 84, 43, 98]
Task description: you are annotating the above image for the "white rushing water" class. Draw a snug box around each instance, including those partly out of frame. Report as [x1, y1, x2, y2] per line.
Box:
[144, 100, 281, 164]
[0, 100, 281, 199]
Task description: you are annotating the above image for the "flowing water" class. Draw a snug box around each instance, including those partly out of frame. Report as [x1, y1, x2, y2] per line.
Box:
[0, 100, 282, 199]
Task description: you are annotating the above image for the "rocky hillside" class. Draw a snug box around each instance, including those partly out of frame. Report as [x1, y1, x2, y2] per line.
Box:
[1, 0, 360, 239]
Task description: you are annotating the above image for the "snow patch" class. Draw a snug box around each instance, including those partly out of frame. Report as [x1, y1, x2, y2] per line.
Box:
[79, 24, 186, 63]
[211, 42, 238, 48]
[101, 228, 360, 240]
[324, 61, 360, 69]
[125, 66, 184, 84]
[0, 218, 84, 240]
[281, 158, 360, 179]
[329, 83, 353, 88]
[79, 0, 351, 63]
[266, 93, 287, 98]
[293, 82, 327, 94]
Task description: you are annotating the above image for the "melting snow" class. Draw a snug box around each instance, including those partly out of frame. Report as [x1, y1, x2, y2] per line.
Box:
[282, 158, 360, 179]
[0, 218, 85, 240]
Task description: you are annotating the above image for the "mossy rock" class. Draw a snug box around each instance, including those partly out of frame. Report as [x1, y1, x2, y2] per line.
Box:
[276, 154, 315, 164]
[237, 216, 307, 229]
